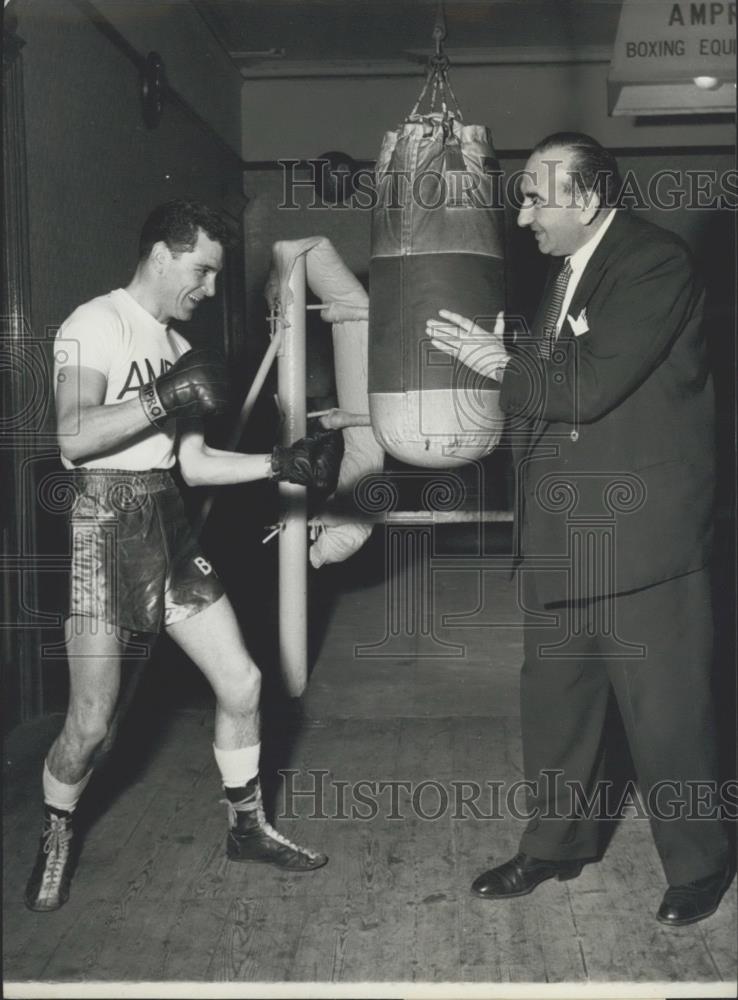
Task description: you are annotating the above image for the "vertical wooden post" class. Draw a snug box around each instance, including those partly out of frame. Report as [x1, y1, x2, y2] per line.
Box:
[277, 254, 307, 697]
[2, 21, 44, 724]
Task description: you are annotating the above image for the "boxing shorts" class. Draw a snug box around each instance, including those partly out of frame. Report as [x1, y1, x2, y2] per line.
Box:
[65, 469, 224, 633]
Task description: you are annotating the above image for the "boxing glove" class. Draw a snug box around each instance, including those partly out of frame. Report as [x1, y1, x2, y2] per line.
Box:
[271, 424, 344, 495]
[139, 349, 229, 427]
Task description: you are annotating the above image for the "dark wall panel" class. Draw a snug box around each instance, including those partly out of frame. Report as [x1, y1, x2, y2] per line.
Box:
[11, 0, 246, 718]
[22, 0, 243, 388]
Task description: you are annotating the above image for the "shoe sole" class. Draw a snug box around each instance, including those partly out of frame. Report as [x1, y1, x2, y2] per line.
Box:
[657, 871, 735, 927]
[24, 896, 67, 913]
[226, 850, 328, 871]
[471, 864, 584, 899]
[656, 902, 721, 927]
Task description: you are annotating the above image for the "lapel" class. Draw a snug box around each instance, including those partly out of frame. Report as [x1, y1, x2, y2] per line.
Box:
[524, 210, 632, 456]
[556, 210, 632, 342]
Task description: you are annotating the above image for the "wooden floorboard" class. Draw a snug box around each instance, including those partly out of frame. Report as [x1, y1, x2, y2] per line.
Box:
[4, 568, 737, 991]
[303, 562, 523, 720]
[5, 711, 737, 988]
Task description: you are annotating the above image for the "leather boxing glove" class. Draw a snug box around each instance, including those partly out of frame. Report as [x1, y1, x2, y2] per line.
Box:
[270, 424, 344, 495]
[139, 349, 229, 427]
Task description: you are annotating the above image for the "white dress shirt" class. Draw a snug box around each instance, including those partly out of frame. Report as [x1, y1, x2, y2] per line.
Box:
[495, 209, 616, 381]
[555, 209, 616, 335]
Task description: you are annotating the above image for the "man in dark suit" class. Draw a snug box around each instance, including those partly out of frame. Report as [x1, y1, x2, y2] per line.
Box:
[428, 132, 733, 926]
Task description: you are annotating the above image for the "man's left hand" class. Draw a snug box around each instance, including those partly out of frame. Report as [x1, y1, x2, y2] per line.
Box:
[426, 309, 509, 381]
[271, 426, 344, 494]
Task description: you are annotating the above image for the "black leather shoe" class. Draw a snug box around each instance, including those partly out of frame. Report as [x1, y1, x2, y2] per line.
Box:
[471, 851, 584, 899]
[657, 865, 735, 927]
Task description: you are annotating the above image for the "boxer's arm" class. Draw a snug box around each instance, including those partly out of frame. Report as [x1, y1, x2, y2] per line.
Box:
[178, 423, 272, 487]
[179, 422, 343, 492]
[56, 365, 152, 463]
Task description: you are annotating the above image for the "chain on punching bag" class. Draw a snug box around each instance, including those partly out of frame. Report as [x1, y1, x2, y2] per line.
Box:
[368, 10, 506, 468]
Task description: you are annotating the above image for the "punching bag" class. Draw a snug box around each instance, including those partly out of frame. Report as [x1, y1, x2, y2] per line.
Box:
[369, 104, 506, 468]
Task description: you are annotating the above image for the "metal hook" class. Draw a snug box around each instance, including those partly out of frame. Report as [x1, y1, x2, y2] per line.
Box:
[433, 0, 447, 57]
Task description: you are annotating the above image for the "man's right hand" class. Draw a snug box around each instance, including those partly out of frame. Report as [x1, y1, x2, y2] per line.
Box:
[139, 349, 229, 427]
[426, 309, 509, 381]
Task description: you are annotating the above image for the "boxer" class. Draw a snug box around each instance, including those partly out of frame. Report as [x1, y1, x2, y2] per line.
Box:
[25, 200, 340, 912]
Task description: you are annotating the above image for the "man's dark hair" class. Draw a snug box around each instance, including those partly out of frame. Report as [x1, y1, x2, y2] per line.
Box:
[532, 132, 622, 210]
[138, 199, 233, 260]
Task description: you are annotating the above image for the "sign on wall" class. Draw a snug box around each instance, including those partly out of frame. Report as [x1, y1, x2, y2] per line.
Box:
[608, 0, 737, 114]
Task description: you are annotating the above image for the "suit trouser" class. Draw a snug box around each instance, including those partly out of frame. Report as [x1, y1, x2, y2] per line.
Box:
[517, 567, 729, 885]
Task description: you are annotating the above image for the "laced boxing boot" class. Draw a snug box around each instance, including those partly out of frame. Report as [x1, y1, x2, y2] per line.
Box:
[222, 777, 328, 871]
[24, 806, 76, 912]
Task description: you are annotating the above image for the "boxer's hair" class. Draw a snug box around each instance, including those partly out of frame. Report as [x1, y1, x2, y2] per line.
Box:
[532, 132, 622, 210]
[139, 199, 233, 260]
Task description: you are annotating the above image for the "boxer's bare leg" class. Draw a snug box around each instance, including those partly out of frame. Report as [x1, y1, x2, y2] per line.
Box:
[26, 616, 127, 912]
[167, 593, 327, 872]
[47, 616, 127, 783]
[92, 655, 149, 767]
[166, 593, 260, 749]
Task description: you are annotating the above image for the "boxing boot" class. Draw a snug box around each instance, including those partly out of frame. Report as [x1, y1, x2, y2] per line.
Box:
[25, 807, 76, 912]
[223, 778, 328, 872]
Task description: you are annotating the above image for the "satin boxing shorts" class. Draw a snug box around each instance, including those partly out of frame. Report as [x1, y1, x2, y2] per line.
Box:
[66, 468, 224, 633]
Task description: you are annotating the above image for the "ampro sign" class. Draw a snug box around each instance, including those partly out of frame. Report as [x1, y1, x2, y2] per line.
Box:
[608, 1, 737, 115]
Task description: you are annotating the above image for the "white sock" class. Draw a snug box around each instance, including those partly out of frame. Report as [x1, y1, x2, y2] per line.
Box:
[213, 742, 260, 788]
[43, 760, 92, 814]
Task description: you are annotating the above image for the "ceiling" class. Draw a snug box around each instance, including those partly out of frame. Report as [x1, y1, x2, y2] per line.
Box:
[196, 0, 623, 73]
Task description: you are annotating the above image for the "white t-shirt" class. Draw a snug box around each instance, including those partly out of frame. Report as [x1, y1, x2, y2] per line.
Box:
[53, 288, 191, 470]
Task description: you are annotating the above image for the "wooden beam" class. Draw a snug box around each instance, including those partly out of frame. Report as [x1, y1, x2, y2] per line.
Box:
[235, 44, 613, 79]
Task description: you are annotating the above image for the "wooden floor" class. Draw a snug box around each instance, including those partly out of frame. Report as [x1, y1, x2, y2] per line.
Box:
[3, 550, 737, 994]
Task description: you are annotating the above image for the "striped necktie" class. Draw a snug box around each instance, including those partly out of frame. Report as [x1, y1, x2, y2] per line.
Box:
[538, 258, 572, 360]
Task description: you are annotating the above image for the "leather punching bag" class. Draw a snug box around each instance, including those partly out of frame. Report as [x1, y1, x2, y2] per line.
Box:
[368, 114, 506, 468]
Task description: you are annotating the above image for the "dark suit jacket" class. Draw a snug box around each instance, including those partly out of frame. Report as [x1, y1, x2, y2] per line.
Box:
[499, 211, 715, 605]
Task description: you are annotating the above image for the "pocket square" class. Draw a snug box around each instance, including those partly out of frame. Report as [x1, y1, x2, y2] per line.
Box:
[568, 308, 589, 337]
